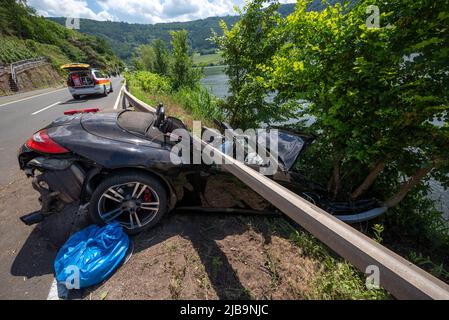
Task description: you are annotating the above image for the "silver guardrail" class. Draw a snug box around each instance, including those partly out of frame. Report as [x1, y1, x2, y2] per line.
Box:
[122, 87, 449, 300]
[10, 57, 48, 86]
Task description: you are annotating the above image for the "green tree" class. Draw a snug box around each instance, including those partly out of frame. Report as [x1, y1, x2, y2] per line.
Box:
[133, 44, 156, 72]
[169, 30, 200, 89]
[213, 0, 286, 129]
[263, 0, 449, 206]
[152, 39, 170, 76]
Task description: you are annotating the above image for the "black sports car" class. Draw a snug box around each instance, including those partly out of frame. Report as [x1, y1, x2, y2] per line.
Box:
[18, 107, 386, 234]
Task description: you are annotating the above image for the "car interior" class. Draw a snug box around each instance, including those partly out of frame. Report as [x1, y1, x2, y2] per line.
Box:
[116, 109, 187, 140]
[68, 71, 94, 87]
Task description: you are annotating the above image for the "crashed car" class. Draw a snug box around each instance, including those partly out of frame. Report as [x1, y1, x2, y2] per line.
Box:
[18, 106, 386, 234]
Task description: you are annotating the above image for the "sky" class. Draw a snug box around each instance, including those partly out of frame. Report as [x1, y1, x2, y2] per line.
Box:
[28, 0, 297, 24]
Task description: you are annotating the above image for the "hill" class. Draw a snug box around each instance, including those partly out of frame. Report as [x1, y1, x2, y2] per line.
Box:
[48, 3, 302, 61]
[0, 0, 123, 73]
[47, 1, 346, 62]
[48, 14, 242, 61]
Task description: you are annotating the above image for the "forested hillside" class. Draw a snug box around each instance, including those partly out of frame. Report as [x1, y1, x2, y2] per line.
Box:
[0, 0, 123, 73]
[48, 1, 343, 61]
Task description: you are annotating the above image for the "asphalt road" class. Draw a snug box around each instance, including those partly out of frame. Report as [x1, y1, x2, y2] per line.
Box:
[0, 77, 124, 185]
[0, 77, 124, 300]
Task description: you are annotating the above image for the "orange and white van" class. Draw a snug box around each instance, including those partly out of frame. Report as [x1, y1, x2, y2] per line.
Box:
[61, 63, 113, 100]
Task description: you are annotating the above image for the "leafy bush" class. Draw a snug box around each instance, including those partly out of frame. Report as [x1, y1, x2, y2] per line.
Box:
[128, 71, 171, 95]
[126, 71, 224, 126]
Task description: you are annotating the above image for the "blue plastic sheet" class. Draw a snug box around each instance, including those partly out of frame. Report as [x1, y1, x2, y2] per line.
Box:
[54, 222, 129, 288]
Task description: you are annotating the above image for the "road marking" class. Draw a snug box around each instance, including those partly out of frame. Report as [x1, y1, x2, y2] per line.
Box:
[31, 101, 61, 115]
[113, 82, 126, 110]
[0, 88, 66, 108]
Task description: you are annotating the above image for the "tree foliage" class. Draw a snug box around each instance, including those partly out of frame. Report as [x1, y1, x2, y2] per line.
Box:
[132, 39, 170, 76]
[215, 0, 449, 209]
[212, 0, 287, 129]
[169, 30, 201, 89]
[152, 39, 170, 76]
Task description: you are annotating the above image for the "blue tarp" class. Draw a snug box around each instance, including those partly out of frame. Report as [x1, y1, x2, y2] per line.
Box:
[54, 222, 129, 288]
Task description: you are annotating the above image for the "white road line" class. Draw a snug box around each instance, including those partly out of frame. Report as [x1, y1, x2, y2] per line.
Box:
[31, 101, 62, 115]
[113, 82, 126, 110]
[0, 88, 66, 108]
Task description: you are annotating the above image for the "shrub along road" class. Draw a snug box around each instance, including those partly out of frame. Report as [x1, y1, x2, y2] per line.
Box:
[0, 77, 123, 299]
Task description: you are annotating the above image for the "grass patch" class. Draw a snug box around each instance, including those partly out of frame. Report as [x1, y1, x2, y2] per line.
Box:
[263, 217, 391, 300]
[125, 71, 224, 129]
[193, 52, 224, 67]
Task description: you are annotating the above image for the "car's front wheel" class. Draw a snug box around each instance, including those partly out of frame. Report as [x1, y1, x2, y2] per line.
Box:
[89, 172, 168, 235]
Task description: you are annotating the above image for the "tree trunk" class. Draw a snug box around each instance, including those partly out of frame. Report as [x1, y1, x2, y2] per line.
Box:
[384, 166, 434, 208]
[328, 159, 341, 199]
[351, 160, 386, 199]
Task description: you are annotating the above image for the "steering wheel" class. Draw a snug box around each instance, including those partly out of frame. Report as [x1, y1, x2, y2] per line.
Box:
[154, 102, 165, 128]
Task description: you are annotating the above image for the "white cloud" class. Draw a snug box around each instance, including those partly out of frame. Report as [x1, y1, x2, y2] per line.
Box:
[29, 0, 297, 24]
[28, 0, 113, 20]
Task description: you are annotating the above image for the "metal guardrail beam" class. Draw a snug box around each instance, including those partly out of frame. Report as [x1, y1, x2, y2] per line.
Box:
[123, 87, 156, 112]
[10, 57, 48, 87]
[122, 87, 449, 300]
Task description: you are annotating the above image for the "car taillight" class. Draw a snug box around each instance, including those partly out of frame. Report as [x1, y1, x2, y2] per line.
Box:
[26, 129, 69, 154]
[94, 78, 100, 85]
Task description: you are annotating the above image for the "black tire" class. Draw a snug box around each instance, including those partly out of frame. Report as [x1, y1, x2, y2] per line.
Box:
[89, 172, 168, 235]
[73, 95, 80, 100]
[109, 85, 113, 93]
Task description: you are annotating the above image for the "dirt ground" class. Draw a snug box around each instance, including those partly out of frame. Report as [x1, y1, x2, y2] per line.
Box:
[0, 172, 321, 300]
[0, 172, 384, 300]
[81, 213, 321, 300]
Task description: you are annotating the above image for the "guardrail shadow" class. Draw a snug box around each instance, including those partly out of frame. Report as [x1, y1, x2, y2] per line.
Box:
[79, 212, 259, 300]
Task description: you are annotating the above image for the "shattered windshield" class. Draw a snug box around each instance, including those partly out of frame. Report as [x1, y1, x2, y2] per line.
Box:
[256, 130, 307, 170]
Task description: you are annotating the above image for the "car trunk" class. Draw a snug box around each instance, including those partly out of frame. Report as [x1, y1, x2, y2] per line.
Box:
[61, 64, 94, 88]
[68, 71, 94, 88]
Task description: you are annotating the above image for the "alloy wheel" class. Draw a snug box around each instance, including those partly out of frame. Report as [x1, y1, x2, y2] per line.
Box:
[98, 182, 160, 230]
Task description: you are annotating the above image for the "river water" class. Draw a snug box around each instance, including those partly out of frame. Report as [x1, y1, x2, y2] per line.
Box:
[201, 66, 229, 98]
[201, 66, 449, 218]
